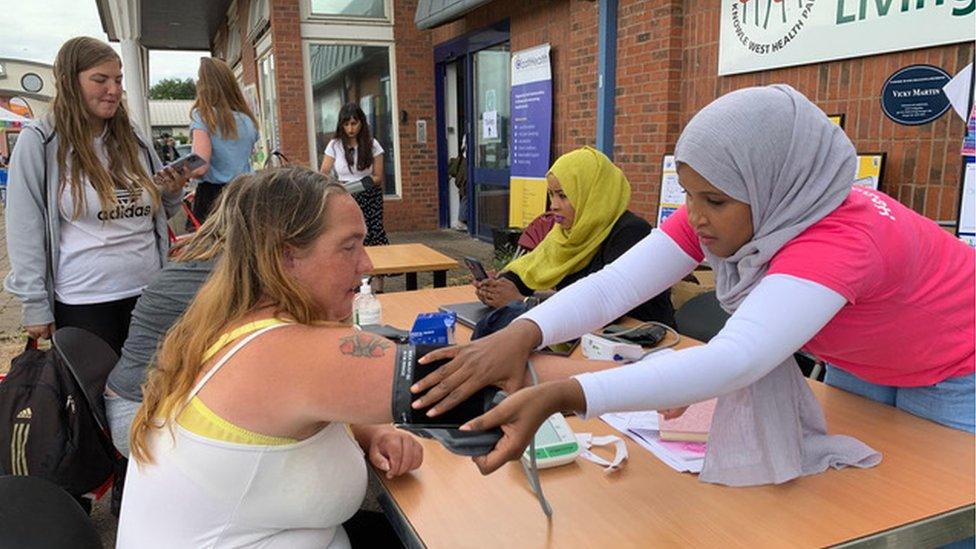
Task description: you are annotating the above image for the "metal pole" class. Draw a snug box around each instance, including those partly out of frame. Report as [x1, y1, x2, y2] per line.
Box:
[596, 0, 618, 159]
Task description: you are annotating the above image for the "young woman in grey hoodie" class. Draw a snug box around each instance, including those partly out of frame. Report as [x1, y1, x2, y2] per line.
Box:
[4, 37, 188, 353]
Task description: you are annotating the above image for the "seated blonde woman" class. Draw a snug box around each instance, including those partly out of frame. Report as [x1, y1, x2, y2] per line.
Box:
[476, 146, 674, 325]
[118, 167, 422, 548]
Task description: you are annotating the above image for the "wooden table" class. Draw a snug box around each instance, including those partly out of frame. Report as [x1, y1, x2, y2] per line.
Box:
[366, 243, 459, 290]
[374, 286, 976, 548]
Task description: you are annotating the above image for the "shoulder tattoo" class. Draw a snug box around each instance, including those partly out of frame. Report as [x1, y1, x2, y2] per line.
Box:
[339, 333, 392, 358]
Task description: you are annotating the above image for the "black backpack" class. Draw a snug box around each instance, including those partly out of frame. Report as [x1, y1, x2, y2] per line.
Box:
[0, 338, 116, 497]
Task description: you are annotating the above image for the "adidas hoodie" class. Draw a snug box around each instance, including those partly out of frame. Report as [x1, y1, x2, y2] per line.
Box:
[4, 116, 182, 326]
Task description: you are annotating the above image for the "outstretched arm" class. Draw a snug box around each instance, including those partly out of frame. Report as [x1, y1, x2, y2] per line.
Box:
[520, 229, 697, 347]
[412, 229, 699, 415]
[463, 274, 848, 474]
[573, 274, 846, 416]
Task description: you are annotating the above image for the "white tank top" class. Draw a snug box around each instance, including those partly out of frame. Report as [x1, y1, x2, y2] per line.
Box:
[117, 324, 368, 548]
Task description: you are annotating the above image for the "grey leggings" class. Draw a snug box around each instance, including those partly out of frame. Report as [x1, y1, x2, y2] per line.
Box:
[104, 393, 141, 457]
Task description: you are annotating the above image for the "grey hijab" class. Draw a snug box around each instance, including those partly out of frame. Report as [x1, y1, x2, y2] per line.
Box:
[674, 85, 881, 486]
[675, 84, 855, 310]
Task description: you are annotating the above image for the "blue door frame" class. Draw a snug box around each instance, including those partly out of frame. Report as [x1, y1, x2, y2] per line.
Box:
[434, 20, 510, 240]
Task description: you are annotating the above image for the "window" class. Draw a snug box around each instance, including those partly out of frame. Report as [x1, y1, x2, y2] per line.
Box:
[247, 0, 270, 40]
[473, 43, 510, 171]
[310, 0, 386, 18]
[308, 43, 397, 195]
[257, 51, 280, 157]
[226, 5, 242, 66]
[213, 26, 227, 60]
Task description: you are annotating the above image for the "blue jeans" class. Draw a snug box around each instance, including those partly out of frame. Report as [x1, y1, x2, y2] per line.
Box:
[824, 366, 975, 433]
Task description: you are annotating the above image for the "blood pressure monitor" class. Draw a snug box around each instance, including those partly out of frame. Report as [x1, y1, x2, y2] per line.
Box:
[521, 413, 580, 469]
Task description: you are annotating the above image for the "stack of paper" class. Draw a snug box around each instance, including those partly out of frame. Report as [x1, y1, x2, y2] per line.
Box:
[658, 399, 716, 443]
[594, 348, 710, 473]
[601, 411, 707, 473]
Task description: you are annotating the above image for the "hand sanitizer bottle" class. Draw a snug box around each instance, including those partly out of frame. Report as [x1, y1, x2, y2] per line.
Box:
[353, 277, 382, 326]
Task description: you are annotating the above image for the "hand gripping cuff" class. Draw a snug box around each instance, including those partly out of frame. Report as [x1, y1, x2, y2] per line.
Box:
[392, 344, 504, 456]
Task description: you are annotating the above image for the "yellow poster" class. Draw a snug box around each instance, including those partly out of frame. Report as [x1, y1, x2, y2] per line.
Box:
[854, 154, 884, 190]
[509, 177, 548, 228]
[827, 114, 845, 128]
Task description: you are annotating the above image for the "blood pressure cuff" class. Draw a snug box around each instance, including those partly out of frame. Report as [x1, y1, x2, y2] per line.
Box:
[392, 344, 504, 456]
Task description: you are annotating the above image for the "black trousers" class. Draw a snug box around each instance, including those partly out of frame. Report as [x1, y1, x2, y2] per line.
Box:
[191, 181, 225, 225]
[54, 296, 139, 356]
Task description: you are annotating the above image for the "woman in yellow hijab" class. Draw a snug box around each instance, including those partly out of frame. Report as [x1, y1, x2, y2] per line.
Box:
[475, 146, 674, 324]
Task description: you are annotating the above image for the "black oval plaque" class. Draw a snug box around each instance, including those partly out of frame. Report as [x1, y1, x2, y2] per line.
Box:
[881, 64, 951, 126]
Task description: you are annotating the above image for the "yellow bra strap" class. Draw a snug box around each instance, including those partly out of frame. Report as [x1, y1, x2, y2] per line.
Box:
[202, 318, 291, 363]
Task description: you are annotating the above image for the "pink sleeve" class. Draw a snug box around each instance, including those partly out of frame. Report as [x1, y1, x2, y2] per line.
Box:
[660, 206, 705, 263]
[767, 224, 881, 304]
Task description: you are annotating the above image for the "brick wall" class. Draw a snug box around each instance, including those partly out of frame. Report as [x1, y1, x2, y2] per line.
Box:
[678, 1, 973, 222]
[612, 0, 684, 221]
[385, 0, 438, 231]
[427, 0, 972, 226]
[269, 0, 309, 166]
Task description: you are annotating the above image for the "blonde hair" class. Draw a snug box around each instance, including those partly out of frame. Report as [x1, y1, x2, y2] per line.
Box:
[170, 174, 250, 262]
[130, 167, 347, 463]
[191, 57, 257, 140]
[53, 36, 160, 218]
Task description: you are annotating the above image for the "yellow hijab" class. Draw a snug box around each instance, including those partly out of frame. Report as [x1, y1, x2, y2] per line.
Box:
[506, 146, 630, 290]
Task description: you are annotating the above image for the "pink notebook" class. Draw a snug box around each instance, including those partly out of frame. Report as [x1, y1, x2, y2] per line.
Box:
[658, 399, 716, 443]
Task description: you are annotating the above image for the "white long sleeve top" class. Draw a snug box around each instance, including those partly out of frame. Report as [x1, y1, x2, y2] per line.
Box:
[519, 229, 846, 417]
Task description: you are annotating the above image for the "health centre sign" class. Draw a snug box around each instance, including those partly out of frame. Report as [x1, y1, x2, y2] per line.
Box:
[509, 44, 553, 229]
[719, 0, 975, 76]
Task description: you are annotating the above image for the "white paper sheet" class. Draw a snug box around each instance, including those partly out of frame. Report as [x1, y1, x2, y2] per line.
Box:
[601, 412, 706, 474]
[943, 64, 974, 122]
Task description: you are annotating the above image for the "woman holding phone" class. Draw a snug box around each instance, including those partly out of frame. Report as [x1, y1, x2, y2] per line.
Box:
[187, 57, 259, 223]
[4, 36, 188, 354]
[474, 147, 674, 325]
[319, 103, 389, 248]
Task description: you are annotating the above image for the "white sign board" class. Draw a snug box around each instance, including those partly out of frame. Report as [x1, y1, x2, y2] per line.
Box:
[656, 155, 685, 227]
[719, 0, 975, 76]
[959, 161, 975, 247]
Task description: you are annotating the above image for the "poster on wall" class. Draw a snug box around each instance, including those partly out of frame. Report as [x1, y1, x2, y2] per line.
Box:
[508, 44, 553, 229]
[482, 110, 499, 140]
[718, 0, 974, 76]
[962, 104, 976, 157]
[656, 155, 685, 227]
[853, 153, 885, 190]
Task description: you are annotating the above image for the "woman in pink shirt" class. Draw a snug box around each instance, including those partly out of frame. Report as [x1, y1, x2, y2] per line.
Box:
[410, 85, 974, 484]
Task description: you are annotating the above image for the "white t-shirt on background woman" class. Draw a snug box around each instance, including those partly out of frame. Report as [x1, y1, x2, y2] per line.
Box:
[323, 139, 383, 182]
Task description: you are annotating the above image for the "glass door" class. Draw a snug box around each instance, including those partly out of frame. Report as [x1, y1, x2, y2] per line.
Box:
[470, 42, 511, 240]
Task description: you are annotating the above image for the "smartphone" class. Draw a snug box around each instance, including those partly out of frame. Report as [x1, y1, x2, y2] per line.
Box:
[359, 323, 410, 344]
[602, 323, 667, 347]
[165, 152, 206, 173]
[539, 338, 581, 357]
[463, 256, 489, 281]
